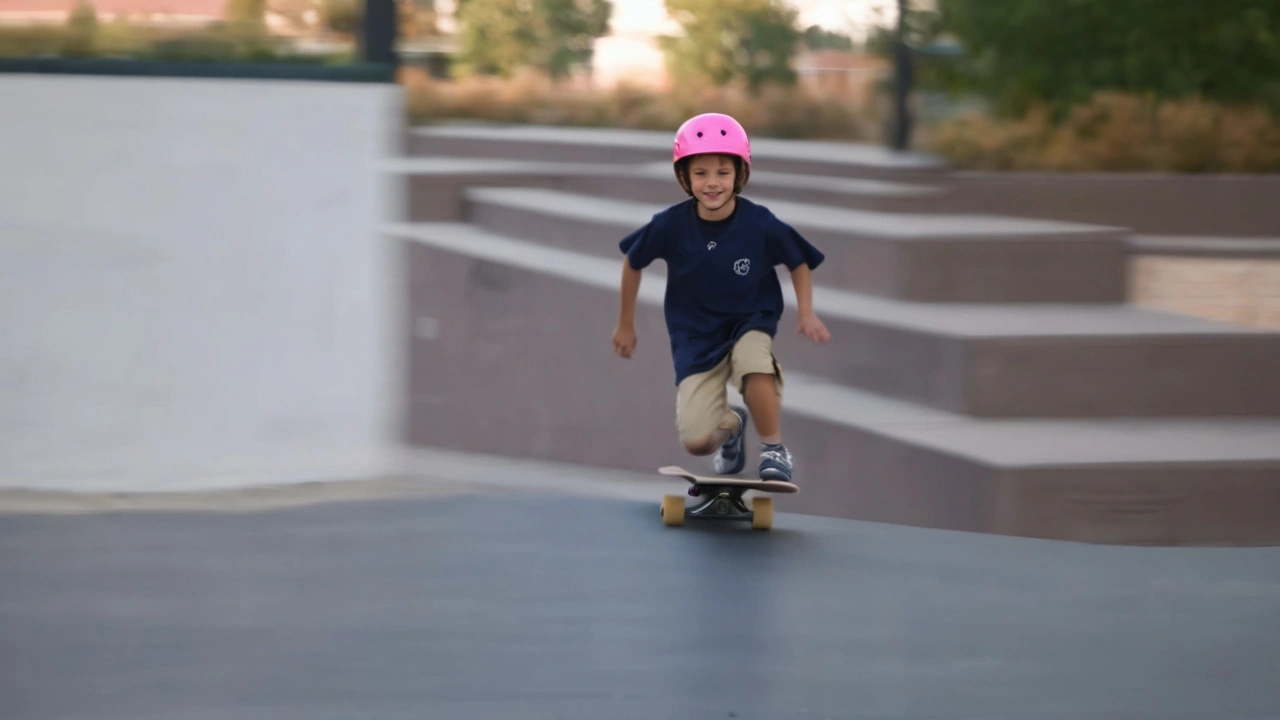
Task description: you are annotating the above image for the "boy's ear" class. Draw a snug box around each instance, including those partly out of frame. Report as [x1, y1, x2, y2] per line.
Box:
[673, 158, 693, 196]
[734, 157, 751, 194]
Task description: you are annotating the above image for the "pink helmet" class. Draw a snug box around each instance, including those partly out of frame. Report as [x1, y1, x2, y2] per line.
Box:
[672, 113, 751, 165]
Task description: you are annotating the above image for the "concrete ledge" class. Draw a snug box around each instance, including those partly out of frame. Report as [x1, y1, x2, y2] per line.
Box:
[461, 186, 1130, 304]
[405, 125, 1280, 234]
[391, 157, 951, 217]
[948, 171, 1280, 238]
[388, 221, 1280, 418]
[778, 413, 1280, 547]
[408, 122, 948, 181]
[395, 233, 1280, 545]
[1129, 235, 1280, 259]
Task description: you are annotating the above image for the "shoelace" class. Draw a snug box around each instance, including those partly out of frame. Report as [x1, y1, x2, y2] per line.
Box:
[761, 449, 791, 465]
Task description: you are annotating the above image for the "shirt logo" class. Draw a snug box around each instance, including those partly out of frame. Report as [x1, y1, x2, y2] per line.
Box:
[733, 258, 751, 276]
[707, 241, 717, 250]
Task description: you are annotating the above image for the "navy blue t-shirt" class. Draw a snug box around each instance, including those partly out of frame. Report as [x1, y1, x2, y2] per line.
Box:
[618, 196, 825, 385]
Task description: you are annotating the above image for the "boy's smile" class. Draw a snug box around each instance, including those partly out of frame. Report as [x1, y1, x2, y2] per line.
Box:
[688, 154, 737, 221]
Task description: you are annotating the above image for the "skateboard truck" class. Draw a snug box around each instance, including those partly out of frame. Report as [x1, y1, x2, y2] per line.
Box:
[688, 486, 752, 520]
[656, 465, 798, 531]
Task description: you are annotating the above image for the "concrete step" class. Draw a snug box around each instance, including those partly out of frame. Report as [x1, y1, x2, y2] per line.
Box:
[384, 222, 1280, 419]
[388, 221, 1280, 546]
[407, 123, 949, 183]
[751, 373, 1280, 546]
[1128, 234, 1280, 259]
[459, 186, 1129, 304]
[389, 157, 954, 218]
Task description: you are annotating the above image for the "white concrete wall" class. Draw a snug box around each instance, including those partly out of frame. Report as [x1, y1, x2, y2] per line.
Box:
[0, 73, 406, 492]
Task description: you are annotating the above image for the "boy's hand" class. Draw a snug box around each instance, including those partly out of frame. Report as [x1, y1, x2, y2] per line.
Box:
[798, 313, 831, 344]
[613, 324, 638, 359]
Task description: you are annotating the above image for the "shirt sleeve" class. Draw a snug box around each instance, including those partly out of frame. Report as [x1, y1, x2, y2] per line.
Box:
[618, 213, 669, 270]
[767, 216, 825, 271]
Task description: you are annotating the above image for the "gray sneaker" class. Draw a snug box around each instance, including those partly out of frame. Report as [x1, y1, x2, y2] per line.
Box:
[759, 443, 794, 483]
[712, 406, 749, 475]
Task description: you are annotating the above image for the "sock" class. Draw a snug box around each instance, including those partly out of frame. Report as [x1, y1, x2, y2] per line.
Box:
[760, 434, 781, 446]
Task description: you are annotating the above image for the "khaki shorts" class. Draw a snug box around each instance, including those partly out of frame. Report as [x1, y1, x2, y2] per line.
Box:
[675, 330, 783, 446]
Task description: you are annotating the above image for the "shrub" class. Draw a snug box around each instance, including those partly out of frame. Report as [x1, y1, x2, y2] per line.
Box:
[398, 67, 875, 142]
[923, 91, 1280, 173]
[0, 23, 347, 64]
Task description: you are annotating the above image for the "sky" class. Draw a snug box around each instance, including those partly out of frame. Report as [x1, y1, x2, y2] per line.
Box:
[434, 0, 900, 39]
[606, 0, 899, 37]
[592, 0, 900, 87]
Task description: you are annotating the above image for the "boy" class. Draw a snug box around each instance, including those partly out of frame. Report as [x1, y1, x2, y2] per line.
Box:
[611, 112, 830, 484]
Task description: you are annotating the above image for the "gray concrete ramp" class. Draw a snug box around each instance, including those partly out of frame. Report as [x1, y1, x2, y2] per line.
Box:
[407, 123, 947, 181]
[394, 157, 951, 217]
[3, 451, 1280, 719]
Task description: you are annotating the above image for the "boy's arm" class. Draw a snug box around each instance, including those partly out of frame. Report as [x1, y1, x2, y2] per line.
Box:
[613, 259, 642, 358]
[789, 263, 831, 344]
[790, 263, 816, 319]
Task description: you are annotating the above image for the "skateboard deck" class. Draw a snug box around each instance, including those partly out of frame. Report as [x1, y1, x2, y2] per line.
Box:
[657, 465, 797, 530]
[658, 465, 799, 493]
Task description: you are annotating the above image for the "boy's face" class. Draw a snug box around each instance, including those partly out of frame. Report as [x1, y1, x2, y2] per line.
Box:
[687, 154, 736, 217]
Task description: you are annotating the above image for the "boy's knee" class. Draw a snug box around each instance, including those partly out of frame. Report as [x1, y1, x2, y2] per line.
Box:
[675, 362, 732, 455]
[681, 433, 722, 456]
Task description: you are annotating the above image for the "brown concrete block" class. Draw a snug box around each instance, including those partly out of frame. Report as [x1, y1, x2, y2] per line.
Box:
[1255, 297, 1280, 331]
[1143, 257, 1251, 298]
[1249, 261, 1280, 296]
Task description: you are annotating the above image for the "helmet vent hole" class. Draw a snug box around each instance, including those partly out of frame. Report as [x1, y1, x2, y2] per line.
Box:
[696, 131, 703, 137]
[720, 129, 727, 135]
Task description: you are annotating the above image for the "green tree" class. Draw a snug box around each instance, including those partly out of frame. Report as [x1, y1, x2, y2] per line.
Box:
[66, 0, 98, 33]
[933, 0, 1280, 115]
[224, 0, 265, 29]
[802, 24, 852, 51]
[456, 0, 612, 80]
[323, 0, 362, 35]
[62, 0, 98, 56]
[659, 0, 801, 93]
[400, 0, 440, 38]
[865, 3, 961, 100]
[541, 0, 612, 78]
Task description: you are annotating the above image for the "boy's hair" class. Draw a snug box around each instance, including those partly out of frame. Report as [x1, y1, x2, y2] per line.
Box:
[673, 153, 751, 197]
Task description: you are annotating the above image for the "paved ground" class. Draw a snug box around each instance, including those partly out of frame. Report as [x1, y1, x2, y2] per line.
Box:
[3, 454, 1280, 720]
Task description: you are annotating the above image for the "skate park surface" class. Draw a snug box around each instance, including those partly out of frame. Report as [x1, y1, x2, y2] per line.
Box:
[5, 447, 1280, 720]
[4, 70, 1280, 719]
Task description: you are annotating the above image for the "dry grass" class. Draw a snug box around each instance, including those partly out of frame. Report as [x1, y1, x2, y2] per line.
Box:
[401, 73, 1280, 173]
[398, 67, 876, 141]
[924, 92, 1280, 173]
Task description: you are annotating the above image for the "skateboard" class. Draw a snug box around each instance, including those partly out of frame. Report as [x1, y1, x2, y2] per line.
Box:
[657, 465, 798, 530]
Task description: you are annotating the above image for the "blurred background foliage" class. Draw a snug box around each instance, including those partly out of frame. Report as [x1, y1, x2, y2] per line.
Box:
[926, 0, 1280, 118]
[2, 0, 1277, 170]
[903, 0, 1280, 170]
[454, 0, 611, 80]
